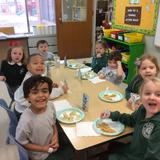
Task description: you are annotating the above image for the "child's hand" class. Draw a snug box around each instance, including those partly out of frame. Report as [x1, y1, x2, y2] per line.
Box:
[52, 83, 59, 88]
[42, 144, 53, 153]
[0, 76, 6, 81]
[49, 136, 59, 152]
[117, 61, 122, 66]
[96, 53, 102, 58]
[127, 99, 141, 111]
[60, 80, 69, 93]
[100, 109, 110, 119]
[133, 100, 142, 111]
[98, 73, 105, 79]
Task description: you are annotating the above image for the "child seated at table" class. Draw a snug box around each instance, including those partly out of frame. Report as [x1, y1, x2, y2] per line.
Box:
[100, 77, 160, 160]
[89, 40, 108, 73]
[37, 40, 55, 61]
[98, 50, 125, 85]
[0, 45, 27, 99]
[16, 75, 74, 160]
[125, 54, 160, 110]
[14, 53, 68, 119]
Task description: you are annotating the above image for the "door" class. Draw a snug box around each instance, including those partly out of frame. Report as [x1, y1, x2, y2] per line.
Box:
[55, 0, 93, 59]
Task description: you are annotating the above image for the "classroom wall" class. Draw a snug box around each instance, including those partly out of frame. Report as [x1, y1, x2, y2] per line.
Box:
[144, 36, 160, 62]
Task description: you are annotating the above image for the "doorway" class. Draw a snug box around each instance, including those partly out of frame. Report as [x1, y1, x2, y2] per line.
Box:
[55, 0, 93, 59]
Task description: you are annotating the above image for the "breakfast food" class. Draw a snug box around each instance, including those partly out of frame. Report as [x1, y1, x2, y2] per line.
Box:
[103, 93, 116, 100]
[61, 111, 80, 122]
[97, 122, 116, 133]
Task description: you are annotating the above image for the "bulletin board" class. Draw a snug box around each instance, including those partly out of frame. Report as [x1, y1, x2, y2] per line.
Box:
[112, 0, 159, 35]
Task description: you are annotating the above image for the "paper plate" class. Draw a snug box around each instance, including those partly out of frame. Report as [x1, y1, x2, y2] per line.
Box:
[45, 60, 55, 67]
[56, 108, 85, 124]
[93, 118, 125, 136]
[98, 90, 124, 103]
[81, 71, 97, 80]
[67, 62, 85, 69]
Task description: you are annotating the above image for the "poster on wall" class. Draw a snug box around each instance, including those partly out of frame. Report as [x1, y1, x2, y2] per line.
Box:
[112, 0, 159, 35]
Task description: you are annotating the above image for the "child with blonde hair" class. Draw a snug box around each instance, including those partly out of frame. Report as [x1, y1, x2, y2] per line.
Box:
[125, 54, 160, 110]
[0, 45, 27, 98]
[91, 40, 108, 73]
[101, 77, 160, 160]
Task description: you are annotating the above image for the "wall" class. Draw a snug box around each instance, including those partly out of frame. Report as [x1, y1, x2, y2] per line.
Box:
[93, 0, 160, 61]
[144, 35, 160, 62]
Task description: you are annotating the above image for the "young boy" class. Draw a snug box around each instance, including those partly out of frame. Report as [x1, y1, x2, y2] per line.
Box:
[101, 77, 160, 160]
[37, 40, 55, 61]
[16, 75, 74, 160]
[98, 50, 125, 85]
[14, 54, 68, 118]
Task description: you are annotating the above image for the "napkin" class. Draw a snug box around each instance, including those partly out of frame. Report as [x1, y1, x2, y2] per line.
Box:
[53, 99, 72, 112]
[88, 76, 106, 84]
[80, 67, 92, 73]
[76, 122, 100, 137]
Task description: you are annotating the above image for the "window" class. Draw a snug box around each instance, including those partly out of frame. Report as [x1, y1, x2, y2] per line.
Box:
[0, 0, 56, 33]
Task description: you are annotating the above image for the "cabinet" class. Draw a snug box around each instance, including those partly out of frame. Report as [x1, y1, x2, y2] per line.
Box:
[103, 37, 145, 84]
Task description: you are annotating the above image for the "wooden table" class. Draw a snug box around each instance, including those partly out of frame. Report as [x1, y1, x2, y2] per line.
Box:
[50, 65, 133, 158]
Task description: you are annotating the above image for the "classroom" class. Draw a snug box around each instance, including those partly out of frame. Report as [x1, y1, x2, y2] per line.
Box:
[0, 0, 160, 160]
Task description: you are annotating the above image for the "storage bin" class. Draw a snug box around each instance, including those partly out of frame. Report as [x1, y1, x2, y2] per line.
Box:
[121, 52, 130, 63]
[118, 32, 130, 41]
[124, 32, 144, 43]
[103, 29, 120, 37]
[110, 30, 124, 39]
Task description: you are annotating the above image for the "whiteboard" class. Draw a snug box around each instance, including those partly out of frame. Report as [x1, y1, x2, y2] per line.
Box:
[154, 9, 160, 47]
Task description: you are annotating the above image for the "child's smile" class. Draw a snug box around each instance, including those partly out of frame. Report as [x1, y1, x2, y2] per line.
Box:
[27, 82, 50, 113]
[141, 80, 160, 117]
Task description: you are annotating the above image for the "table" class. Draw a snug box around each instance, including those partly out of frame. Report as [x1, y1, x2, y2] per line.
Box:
[50, 65, 133, 158]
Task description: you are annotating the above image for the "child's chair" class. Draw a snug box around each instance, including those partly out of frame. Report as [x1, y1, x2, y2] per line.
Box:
[0, 98, 29, 160]
[0, 81, 15, 110]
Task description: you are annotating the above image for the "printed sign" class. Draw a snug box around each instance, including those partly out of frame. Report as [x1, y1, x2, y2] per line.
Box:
[124, 7, 141, 25]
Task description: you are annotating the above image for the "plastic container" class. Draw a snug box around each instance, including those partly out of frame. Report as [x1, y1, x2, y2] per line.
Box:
[110, 30, 124, 39]
[121, 52, 130, 63]
[118, 32, 130, 41]
[124, 32, 144, 43]
[103, 29, 120, 37]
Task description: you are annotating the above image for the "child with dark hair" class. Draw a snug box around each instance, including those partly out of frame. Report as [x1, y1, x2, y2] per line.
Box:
[0, 45, 27, 98]
[16, 75, 74, 160]
[98, 50, 125, 85]
[37, 40, 55, 60]
[14, 54, 68, 119]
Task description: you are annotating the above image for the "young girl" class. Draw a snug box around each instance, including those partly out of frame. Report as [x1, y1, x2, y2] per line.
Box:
[91, 40, 108, 73]
[101, 77, 160, 160]
[98, 50, 125, 85]
[37, 40, 55, 61]
[16, 75, 74, 160]
[0, 46, 27, 98]
[14, 54, 68, 119]
[125, 54, 159, 110]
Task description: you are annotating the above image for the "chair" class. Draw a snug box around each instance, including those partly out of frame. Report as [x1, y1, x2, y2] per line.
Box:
[0, 81, 12, 107]
[0, 98, 29, 160]
[0, 98, 18, 137]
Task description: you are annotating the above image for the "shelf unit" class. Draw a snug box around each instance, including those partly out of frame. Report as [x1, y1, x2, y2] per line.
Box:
[103, 37, 145, 84]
